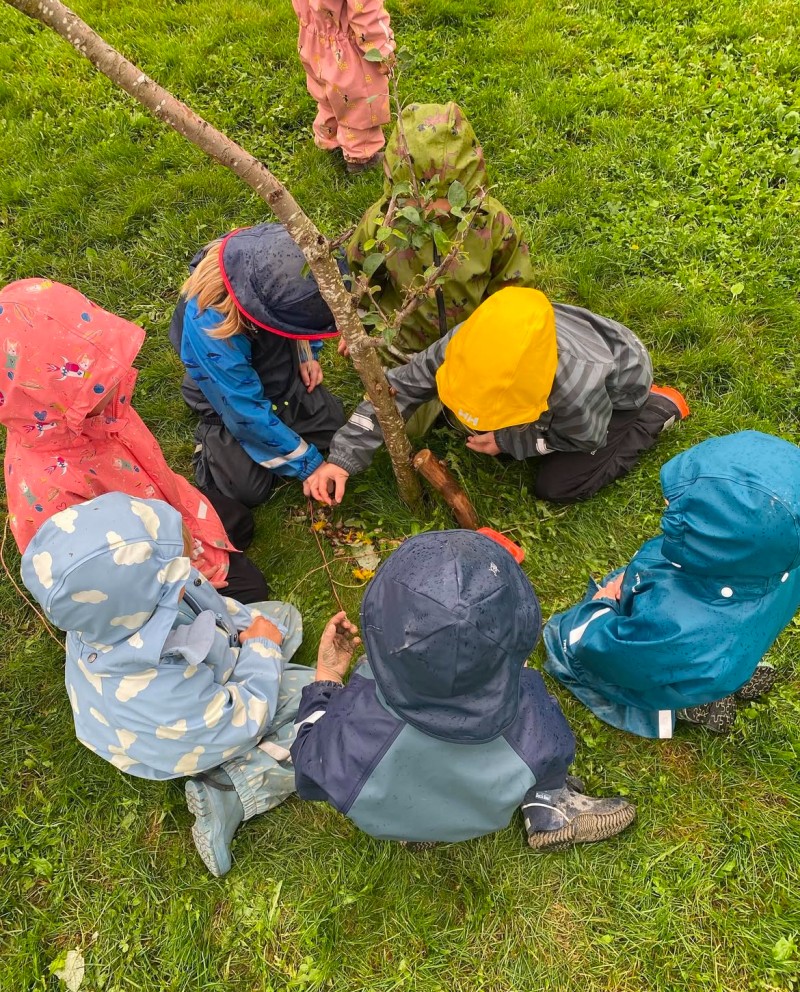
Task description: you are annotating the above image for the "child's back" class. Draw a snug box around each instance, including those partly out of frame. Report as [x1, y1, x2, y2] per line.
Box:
[544, 431, 800, 738]
[22, 492, 314, 875]
[347, 103, 536, 360]
[292, 530, 635, 848]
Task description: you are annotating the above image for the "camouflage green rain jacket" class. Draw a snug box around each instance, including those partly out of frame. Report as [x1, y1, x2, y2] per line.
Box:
[346, 102, 536, 361]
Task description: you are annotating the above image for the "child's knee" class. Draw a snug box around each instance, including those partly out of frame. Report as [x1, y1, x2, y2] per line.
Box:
[259, 601, 303, 637]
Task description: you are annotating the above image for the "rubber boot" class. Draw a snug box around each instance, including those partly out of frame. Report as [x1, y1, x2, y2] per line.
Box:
[735, 664, 778, 701]
[185, 768, 245, 877]
[649, 385, 690, 432]
[676, 696, 737, 734]
[522, 781, 635, 851]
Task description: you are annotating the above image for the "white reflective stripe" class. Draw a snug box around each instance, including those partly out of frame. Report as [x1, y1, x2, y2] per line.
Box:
[658, 711, 673, 739]
[295, 709, 326, 730]
[568, 608, 612, 647]
[349, 413, 374, 432]
[520, 801, 570, 823]
[197, 500, 208, 520]
[257, 740, 292, 762]
[536, 437, 554, 455]
[260, 440, 309, 470]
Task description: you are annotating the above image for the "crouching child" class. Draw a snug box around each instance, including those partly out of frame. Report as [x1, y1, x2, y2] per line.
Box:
[544, 431, 800, 738]
[22, 492, 314, 877]
[290, 530, 636, 849]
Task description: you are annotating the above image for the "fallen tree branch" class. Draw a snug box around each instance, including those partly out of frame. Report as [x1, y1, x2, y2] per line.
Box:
[5, 0, 422, 509]
[412, 449, 479, 530]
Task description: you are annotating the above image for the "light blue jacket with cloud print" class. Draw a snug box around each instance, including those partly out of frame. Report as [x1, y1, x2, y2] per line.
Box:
[21, 492, 296, 779]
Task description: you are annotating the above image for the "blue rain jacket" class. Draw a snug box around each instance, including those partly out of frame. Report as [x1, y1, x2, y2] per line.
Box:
[544, 431, 800, 738]
[169, 223, 346, 481]
[178, 297, 325, 479]
[22, 493, 299, 778]
[291, 530, 575, 842]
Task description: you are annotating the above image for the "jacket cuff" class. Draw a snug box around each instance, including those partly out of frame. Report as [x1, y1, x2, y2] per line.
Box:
[327, 452, 361, 476]
[298, 446, 324, 481]
[295, 679, 343, 722]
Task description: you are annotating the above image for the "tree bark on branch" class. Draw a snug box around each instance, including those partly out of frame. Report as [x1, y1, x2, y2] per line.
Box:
[4, 0, 422, 508]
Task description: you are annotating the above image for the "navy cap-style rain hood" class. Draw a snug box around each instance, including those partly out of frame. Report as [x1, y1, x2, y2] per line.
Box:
[220, 222, 341, 340]
[361, 530, 541, 744]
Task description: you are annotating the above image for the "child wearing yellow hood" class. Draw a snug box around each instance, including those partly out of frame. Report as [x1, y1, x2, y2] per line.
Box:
[305, 288, 689, 505]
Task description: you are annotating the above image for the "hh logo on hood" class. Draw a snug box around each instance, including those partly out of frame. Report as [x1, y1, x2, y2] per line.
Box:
[458, 410, 479, 428]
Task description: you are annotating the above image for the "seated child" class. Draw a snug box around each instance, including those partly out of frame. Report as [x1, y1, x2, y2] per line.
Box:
[291, 529, 636, 849]
[304, 287, 688, 506]
[0, 279, 267, 604]
[347, 102, 536, 362]
[543, 431, 800, 738]
[22, 492, 314, 877]
[169, 223, 346, 508]
[292, 0, 394, 173]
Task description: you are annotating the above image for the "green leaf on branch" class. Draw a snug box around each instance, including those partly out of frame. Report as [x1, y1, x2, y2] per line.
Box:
[363, 239, 376, 251]
[362, 253, 385, 277]
[433, 226, 451, 256]
[363, 48, 385, 62]
[376, 226, 392, 243]
[397, 206, 422, 226]
[448, 180, 468, 211]
[366, 94, 380, 104]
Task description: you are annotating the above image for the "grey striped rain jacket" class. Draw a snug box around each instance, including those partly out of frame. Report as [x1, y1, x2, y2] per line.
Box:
[328, 302, 653, 475]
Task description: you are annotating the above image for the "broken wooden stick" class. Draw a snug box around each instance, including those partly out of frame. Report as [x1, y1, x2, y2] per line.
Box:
[412, 449, 479, 530]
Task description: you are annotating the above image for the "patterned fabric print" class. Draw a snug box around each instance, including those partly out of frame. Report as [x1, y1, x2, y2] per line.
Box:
[347, 103, 536, 358]
[0, 279, 233, 585]
[21, 493, 306, 781]
[292, 0, 393, 162]
[224, 663, 315, 819]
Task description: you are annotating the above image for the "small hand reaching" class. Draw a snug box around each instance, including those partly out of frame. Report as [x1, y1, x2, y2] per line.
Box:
[592, 572, 625, 601]
[317, 611, 361, 683]
[299, 359, 324, 393]
[303, 462, 350, 505]
[466, 431, 500, 456]
[239, 615, 284, 645]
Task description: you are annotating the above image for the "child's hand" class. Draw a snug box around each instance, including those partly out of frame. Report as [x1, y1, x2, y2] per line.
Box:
[300, 359, 324, 393]
[337, 337, 350, 358]
[466, 432, 500, 456]
[593, 573, 625, 601]
[240, 616, 284, 645]
[303, 462, 350, 505]
[317, 611, 361, 682]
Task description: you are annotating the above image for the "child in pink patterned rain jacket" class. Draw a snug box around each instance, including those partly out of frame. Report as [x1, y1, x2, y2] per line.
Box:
[291, 0, 394, 173]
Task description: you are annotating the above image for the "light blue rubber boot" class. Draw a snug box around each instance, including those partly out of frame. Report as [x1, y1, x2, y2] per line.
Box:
[185, 768, 245, 877]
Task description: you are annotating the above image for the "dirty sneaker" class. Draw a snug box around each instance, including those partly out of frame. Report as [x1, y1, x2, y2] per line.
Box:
[676, 696, 737, 734]
[735, 664, 778, 701]
[345, 151, 384, 175]
[649, 385, 690, 431]
[522, 781, 635, 851]
[185, 769, 244, 877]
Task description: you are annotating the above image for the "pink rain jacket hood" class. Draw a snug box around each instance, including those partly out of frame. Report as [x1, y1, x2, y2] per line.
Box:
[0, 279, 233, 585]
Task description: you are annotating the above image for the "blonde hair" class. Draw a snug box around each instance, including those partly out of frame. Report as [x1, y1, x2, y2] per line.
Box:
[181, 240, 244, 340]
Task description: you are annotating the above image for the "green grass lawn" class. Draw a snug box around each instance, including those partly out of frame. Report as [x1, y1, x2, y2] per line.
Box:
[2, 0, 800, 987]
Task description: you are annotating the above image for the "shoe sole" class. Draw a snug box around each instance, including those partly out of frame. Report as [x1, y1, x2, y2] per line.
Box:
[185, 780, 225, 878]
[650, 384, 690, 420]
[528, 803, 636, 851]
